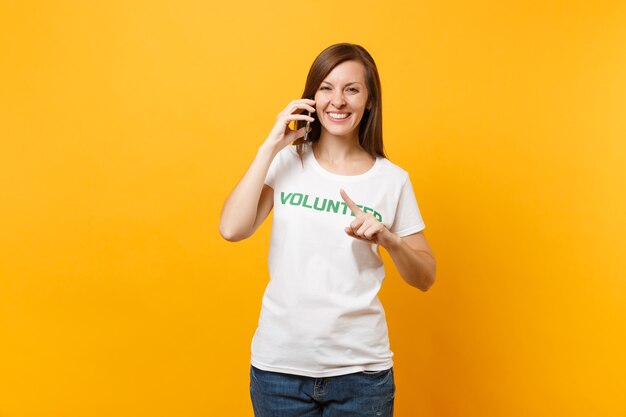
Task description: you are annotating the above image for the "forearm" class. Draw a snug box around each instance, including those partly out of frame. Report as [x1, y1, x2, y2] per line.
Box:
[219, 99, 316, 241]
[383, 234, 436, 291]
[219, 144, 277, 241]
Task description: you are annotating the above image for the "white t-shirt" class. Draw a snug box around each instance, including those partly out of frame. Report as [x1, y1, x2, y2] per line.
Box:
[251, 144, 425, 378]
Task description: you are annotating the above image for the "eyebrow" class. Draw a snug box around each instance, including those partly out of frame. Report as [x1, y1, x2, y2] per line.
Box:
[321, 81, 363, 86]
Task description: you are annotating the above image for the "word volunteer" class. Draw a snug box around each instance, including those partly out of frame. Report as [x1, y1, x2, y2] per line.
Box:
[279, 191, 383, 222]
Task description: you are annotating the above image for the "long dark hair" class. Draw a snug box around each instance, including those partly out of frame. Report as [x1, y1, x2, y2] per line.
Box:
[294, 43, 386, 160]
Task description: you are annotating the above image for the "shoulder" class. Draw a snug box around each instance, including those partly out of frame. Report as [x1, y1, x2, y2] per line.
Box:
[377, 157, 410, 183]
[270, 145, 299, 166]
[268, 145, 304, 177]
[274, 144, 301, 161]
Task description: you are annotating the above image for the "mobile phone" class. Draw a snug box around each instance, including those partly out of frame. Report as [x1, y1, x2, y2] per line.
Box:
[303, 110, 312, 141]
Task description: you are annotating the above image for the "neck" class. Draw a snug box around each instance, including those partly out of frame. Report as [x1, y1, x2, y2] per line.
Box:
[314, 132, 363, 162]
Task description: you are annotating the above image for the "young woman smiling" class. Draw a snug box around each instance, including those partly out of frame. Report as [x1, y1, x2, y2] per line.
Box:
[220, 43, 436, 417]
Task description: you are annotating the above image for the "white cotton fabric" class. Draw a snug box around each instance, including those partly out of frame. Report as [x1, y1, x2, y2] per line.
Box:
[251, 144, 425, 378]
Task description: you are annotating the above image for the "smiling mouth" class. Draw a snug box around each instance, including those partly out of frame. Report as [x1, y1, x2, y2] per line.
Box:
[327, 112, 351, 121]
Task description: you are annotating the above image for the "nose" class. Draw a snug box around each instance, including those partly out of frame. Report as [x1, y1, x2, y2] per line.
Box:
[330, 90, 346, 108]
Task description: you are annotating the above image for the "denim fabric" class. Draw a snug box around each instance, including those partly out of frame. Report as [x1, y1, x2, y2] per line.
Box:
[250, 366, 395, 417]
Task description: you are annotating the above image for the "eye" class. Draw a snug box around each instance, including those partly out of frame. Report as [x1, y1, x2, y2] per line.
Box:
[319, 86, 331, 91]
[347, 87, 360, 93]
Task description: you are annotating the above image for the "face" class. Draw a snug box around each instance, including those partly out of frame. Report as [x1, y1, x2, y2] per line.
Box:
[314, 60, 370, 140]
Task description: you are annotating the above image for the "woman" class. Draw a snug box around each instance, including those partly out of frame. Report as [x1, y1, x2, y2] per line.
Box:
[219, 43, 436, 417]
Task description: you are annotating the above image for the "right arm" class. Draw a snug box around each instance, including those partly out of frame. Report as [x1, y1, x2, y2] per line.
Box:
[219, 99, 316, 242]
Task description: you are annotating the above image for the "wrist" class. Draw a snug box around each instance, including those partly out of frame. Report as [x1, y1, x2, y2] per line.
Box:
[380, 229, 402, 250]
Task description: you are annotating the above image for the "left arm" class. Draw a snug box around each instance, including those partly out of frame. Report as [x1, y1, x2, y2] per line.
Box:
[381, 231, 436, 291]
[340, 189, 436, 291]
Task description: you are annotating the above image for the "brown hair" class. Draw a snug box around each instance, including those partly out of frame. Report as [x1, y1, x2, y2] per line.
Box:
[294, 43, 386, 160]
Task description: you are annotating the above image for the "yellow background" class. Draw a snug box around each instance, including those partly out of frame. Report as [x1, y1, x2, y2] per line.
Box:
[1, 1, 625, 416]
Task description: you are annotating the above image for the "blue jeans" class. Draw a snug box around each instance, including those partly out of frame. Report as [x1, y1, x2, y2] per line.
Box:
[250, 366, 395, 417]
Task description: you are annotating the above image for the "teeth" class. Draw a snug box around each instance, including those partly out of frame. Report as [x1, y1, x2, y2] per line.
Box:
[328, 113, 349, 119]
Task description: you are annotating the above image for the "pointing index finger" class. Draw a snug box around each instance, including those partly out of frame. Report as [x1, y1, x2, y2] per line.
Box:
[339, 188, 364, 215]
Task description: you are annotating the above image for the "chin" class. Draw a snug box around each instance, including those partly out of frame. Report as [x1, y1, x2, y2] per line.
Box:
[322, 126, 358, 137]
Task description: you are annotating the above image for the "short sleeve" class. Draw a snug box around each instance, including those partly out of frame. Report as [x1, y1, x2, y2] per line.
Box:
[390, 175, 426, 237]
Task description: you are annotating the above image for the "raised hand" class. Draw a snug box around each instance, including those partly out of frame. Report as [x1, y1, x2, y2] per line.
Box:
[263, 99, 316, 152]
[339, 188, 398, 248]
